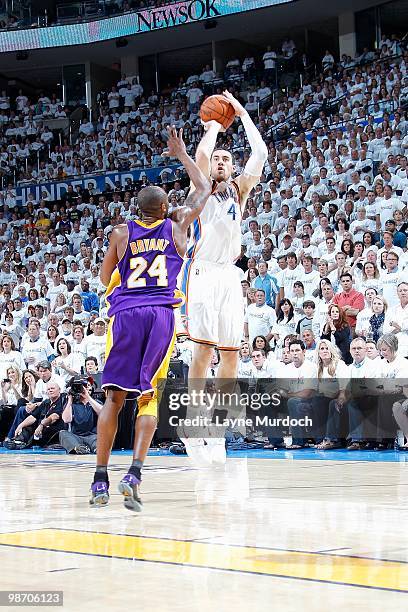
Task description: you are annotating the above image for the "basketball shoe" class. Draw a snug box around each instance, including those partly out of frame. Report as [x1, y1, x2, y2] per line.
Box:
[180, 436, 213, 467]
[89, 481, 109, 506]
[118, 473, 143, 512]
[205, 436, 227, 465]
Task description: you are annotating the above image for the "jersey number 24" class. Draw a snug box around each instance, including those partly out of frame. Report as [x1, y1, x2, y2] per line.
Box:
[127, 255, 168, 288]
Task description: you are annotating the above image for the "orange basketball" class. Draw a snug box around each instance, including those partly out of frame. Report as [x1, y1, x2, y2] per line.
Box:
[199, 95, 236, 130]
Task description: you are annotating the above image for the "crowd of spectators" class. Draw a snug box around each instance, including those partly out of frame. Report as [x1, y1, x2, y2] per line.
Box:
[0, 34, 408, 452]
[0, 34, 406, 190]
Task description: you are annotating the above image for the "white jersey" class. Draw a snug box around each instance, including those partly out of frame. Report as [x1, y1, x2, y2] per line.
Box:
[185, 181, 242, 265]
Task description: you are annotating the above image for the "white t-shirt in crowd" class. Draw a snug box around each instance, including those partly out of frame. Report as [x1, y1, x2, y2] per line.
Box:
[244, 303, 276, 342]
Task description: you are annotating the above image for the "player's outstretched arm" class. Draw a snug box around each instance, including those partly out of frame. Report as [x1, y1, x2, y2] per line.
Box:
[195, 120, 223, 178]
[163, 126, 211, 231]
[223, 90, 268, 201]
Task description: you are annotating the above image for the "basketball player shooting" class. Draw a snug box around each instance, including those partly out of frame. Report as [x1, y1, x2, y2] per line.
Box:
[180, 90, 268, 465]
[90, 127, 211, 511]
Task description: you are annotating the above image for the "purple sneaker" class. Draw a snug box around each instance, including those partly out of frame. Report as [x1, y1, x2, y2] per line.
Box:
[118, 473, 142, 512]
[89, 481, 109, 506]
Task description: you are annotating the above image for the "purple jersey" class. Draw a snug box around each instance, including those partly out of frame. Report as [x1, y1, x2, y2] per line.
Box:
[105, 219, 184, 316]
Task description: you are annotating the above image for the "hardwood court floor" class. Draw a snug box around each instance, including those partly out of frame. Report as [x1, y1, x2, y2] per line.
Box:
[0, 452, 408, 611]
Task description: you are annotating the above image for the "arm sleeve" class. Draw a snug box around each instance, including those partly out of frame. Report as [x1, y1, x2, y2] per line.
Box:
[240, 112, 268, 177]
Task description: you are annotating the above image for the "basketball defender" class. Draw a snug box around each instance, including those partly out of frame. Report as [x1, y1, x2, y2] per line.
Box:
[180, 90, 268, 464]
[90, 128, 211, 510]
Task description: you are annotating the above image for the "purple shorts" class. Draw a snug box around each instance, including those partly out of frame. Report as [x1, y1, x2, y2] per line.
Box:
[102, 305, 176, 394]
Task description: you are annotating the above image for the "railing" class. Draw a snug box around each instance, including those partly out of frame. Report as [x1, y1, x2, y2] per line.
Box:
[68, 106, 86, 145]
[56, 1, 100, 22]
[264, 45, 407, 143]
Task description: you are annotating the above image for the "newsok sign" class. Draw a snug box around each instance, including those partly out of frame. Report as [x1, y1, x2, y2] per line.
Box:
[136, 0, 223, 30]
[0, 1, 293, 52]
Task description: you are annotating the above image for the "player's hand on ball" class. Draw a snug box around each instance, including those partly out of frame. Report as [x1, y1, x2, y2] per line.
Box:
[201, 119, 225, 133]
[162, 126, 187, 159]
[222, 90, 246, 117]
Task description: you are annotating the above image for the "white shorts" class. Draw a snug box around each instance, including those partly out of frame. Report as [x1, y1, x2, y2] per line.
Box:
[174, 306, 188, 338]
[181, 260, 243, 350]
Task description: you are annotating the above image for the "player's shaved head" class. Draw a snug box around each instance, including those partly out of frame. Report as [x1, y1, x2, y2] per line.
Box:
[137, 186, 168, 219]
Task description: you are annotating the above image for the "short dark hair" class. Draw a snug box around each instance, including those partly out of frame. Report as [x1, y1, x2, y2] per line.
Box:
[211, 147, 232, 159]
[56, 338, 72, 355]
[85, 356, 98, 366]
[340, 272, 352, 281]
[252, 349, 266, 357]
[289, 339, 305, 351]
[37, 361, 51, 371]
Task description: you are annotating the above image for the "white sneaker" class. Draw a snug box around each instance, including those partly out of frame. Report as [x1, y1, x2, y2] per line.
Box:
[205, 437, 227, 466]
[180, 437, 213, 468]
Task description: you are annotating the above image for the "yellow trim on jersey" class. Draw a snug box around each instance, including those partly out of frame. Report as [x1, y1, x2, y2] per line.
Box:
[151, 325, 177, 390]
[105, 316, 115, 362]
[137, 325, 176, 418]
[173, 288, 186, 308]
[135, 219, 165, 229]
[105, 268, 122, 301]
[137, 325, 177, 418]
[137, 393, 157, 418]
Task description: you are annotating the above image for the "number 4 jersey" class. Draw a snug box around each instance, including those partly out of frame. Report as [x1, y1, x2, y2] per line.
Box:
[179, 180, 244, 349]
[185, 180, 242, 265]
[105, 219, 184, 316]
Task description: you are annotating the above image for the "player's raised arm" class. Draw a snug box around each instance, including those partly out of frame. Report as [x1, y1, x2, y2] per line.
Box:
[195, 119, 223, 178]
[222, 90, 268, 201]
[162, 126, 211, 231]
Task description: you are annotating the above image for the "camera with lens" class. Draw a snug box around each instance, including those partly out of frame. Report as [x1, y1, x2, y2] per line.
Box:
[67, 377, 87, 402]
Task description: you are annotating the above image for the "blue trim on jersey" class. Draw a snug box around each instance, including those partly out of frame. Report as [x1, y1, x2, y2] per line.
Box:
[186, 219, 201, 259]
[180, 259, 192, 316]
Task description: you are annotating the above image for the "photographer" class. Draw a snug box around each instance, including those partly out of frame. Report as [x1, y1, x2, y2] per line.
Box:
[59, 378, 103, 454]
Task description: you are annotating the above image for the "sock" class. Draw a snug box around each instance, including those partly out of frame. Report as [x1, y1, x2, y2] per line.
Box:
[93, 465, 109, 484]
[128, 459, 143, 481]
